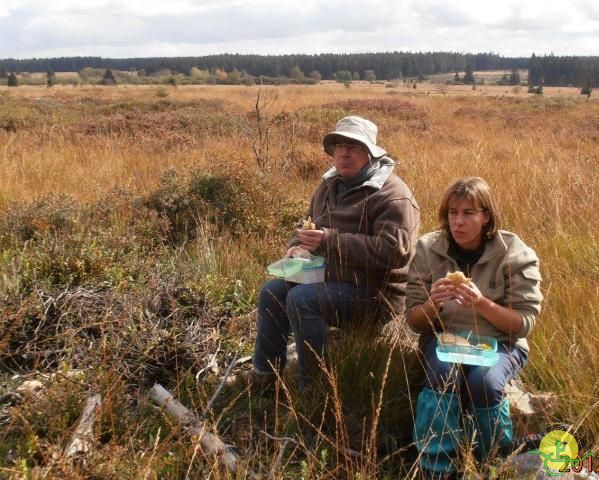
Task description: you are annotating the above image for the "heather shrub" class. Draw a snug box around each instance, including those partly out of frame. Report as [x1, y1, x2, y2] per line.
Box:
[142, 167, 305, 244]
[0, 194, 78, 243]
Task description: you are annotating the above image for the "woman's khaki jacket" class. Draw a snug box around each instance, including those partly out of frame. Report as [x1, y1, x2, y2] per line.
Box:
[406, 230, 542, 351]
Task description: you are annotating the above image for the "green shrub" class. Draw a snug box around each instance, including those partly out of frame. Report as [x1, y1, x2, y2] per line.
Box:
[155, 87, 169, 98]
[142, 168, 305, 244]
[141, 169, 196, 245]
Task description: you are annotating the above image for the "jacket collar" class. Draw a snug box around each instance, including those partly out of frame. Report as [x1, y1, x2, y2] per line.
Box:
[322, 156, 396, 190]
[430, 230, 508, 264]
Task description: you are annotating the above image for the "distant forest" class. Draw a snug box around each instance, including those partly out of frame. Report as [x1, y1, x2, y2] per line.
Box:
[0, 52, 597, 87]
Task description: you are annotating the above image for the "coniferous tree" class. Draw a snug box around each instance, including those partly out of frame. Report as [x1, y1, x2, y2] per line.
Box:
[528, 53, 544, 85]
[581, 80, 592, 98]
[0, 52, 595, 86]
[463, 64, 475, 84]
[7, 72, 17, 86]
[100, 68, 116, 85]
[47, 69, 56, 87]
[509, 69, 521, 85]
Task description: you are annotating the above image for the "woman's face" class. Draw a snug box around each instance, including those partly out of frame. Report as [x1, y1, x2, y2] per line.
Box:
[447, 196, 491, 250]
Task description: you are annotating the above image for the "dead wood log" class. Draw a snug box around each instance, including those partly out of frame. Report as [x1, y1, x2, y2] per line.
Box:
[64, 394, 102, 459]
[148, 383, 237, 472]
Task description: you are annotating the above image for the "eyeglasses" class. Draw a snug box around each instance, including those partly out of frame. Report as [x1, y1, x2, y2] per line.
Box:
[334, 143, 363, 152]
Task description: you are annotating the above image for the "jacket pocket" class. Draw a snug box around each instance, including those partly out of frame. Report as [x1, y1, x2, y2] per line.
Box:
[520, 267, 542, 281]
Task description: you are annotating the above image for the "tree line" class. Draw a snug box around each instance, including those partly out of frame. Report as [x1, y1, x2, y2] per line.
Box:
[0, 52, 526, 80]
[528, 54, 598, 88]
[0, 52, 596, 87]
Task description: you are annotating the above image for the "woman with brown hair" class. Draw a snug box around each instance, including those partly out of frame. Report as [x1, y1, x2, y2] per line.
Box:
[406, 177, 543, 478]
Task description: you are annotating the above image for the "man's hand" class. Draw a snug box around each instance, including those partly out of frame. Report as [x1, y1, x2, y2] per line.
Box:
[297, 228, 325, 252]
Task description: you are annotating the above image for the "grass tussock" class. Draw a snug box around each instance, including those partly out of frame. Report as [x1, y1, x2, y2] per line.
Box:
[0, 85, 597, 478]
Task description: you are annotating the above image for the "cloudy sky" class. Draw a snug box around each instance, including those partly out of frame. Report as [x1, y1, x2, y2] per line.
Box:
[1, 0, 598, 59]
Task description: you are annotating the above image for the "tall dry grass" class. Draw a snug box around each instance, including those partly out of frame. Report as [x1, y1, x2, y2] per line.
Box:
[0, 84, 597, 478]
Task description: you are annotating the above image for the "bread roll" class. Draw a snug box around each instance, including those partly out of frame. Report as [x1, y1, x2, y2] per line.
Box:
[445, 271, 469, 285]
[301, 216, 316, 230]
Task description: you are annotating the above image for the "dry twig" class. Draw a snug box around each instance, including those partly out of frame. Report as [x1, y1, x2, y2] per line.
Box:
[64, 394, 102, 459]
[148, 383, 237, 472]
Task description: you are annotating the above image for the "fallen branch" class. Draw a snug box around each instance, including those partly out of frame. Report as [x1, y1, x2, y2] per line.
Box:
[64, 394, 102, 459]
[148, 383, 237, 472]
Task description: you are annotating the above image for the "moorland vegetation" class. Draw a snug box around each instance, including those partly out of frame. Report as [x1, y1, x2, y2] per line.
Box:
[0, 83, 597, 479]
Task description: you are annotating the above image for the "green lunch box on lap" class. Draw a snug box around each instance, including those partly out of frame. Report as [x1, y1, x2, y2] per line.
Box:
[436, 331, 499, 367]
[267, 256, 325, 284]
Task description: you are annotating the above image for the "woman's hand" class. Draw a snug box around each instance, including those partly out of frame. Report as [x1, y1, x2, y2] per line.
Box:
[429, 278, 456, 310]
[453, 280, 524, 334]
[454, 281, 484, 307]
[297, 228, 325, 252]
[407, 278, 454, 333]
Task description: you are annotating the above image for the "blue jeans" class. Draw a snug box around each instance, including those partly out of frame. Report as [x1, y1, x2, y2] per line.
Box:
[253, 278, 378, 388]
[419, 334, 528, 407]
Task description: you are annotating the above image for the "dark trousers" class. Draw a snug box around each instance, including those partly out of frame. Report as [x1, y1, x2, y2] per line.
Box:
[253, 278, 377, 389]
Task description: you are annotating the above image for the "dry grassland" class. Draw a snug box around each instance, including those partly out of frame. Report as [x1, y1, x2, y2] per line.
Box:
[0, 84, 597, 479]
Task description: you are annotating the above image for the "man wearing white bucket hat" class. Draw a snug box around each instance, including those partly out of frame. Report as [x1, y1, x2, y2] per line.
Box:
[251, 116, 420, 389]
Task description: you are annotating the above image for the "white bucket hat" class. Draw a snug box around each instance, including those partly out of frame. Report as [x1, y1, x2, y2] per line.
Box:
[323, 116, 387, 159]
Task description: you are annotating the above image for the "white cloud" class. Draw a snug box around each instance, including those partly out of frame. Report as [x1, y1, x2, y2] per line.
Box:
[0, 0, 597, 58]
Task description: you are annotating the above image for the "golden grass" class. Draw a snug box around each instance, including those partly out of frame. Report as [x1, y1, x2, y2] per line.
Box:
[0, 84, 597, 477]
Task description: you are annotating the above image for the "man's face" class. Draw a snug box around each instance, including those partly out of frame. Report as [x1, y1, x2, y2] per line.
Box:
[332, 140, 370, 179]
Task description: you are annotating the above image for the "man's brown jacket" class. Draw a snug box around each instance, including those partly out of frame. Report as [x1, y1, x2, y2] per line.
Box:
[290, 157, 420, 315]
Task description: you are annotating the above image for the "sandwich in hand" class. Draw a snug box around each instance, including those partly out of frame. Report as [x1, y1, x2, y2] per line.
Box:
[301, 216, 316, 230]
[445, 271, 470, 286]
